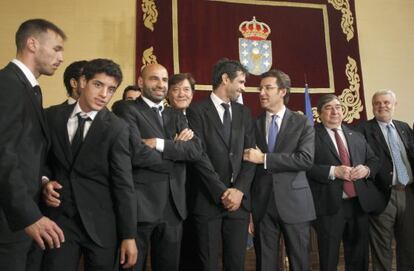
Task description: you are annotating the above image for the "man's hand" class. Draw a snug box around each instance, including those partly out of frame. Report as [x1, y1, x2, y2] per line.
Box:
[42, 181, 62, 207]
[248, 214, 255, 236]
[142, 138, 156, 149]
[24, 216, 65, 250]
[350, 165, 370, 181]
[334, 165, 352, 181]
[221, 188, 244, 211]
[119, 238, 138, 269]
[243, 147, 265, 164]
[174, 128, 194, 141]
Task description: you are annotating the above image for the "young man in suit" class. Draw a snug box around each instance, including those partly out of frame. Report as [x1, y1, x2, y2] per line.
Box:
[186, 59, 256, 271]
[356, 90, 414, 270]
[113, 64, 203, 271]
[42, 59, 138, 270]
[308, 94, 381, 271]
[0, 18, 66, 270]
[62, 60, 88, 104]
[243, 69, 315, 271]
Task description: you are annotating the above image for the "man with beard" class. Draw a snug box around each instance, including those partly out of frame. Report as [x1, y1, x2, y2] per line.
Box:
[113, 64, 202, 271]
[186, 59, 256, 271]
[0, 18, 66, 270]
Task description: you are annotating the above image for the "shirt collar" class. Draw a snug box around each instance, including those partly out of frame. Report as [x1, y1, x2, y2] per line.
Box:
[141, 96, 164, 111]
[266, 105, 286, 121]
[12, 59, 39, 87]
[210, 92, 230, 109]
[376, 119, 394, 129]
[71, 102, 98, 120]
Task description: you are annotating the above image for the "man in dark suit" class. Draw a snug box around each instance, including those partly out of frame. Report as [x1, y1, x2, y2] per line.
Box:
[41, 59, 138, 270]
[0, 19, 66, 270]
[113, 64, 202, 271]
[62, 60, 88, 105]
[186, 59, 256, 271]
[356, 90, 414, 270]
[308, 94, 381, 271]
[243, 69, 315, 271]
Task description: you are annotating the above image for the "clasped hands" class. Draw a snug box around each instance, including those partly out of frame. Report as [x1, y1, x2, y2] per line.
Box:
[142, 128, 194, 148]
[221, 188, 244, 211]
[334, 164, 369, 182]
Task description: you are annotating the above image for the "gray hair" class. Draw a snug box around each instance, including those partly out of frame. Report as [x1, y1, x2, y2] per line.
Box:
[372, 90, 397, 104]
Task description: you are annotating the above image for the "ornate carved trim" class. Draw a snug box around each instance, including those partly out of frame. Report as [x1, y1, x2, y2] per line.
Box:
[142, 0, 158, 32]
[339, 56, 363, 123]
[141, 46, 158, 71]
[328, 0, 354, 41]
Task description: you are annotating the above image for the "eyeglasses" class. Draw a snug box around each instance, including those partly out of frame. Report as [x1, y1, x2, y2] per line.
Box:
[257, 85, 279, 91]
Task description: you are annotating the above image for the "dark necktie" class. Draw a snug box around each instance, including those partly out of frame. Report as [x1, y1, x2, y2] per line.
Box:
[332, 128, 356, 197]
[386, 124, 409, 185]
[33, 85, 43, 107]
[71, 113, 90, 159]
[221, 103, 231, 145]
[152, 106, 163, 127]
[268, 114, 279, 152]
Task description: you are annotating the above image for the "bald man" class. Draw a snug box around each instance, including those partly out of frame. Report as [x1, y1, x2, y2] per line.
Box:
[113, 64, 202, 271]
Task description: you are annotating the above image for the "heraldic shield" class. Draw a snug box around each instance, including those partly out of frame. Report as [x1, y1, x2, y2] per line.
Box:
[238, 16, 272, 76]
[239, 38, 272, 76]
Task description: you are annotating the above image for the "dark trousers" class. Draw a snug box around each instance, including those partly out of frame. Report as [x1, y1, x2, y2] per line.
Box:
[315, 198, 369, 271]
[179, 216, 199, 271]
[254, 193, 310, 271]
[134, 198, 183, 271]
[42, 214, 117, 271]
[194, 213, 249, 271]
[370, 187, 414, 271]
[0, 238, 39, 271]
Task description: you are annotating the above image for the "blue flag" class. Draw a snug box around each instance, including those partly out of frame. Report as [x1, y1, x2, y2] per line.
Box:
[304, 84, 313, 126]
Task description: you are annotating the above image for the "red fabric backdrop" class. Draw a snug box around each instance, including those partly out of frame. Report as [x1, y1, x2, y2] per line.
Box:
[136, 0, 366, 123]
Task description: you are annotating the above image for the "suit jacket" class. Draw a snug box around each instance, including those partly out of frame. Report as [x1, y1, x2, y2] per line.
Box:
[186, 97, 256, 218]
[308, 123, 385, 216]
[252, 109, 316, 224]
[112, 97, 202, 223]
[356, 118, 414, 210]
[0, 62, 49, 243]
[44, 104, 136, 247]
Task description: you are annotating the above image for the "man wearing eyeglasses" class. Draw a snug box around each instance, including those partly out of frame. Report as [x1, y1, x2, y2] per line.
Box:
[243, 69, 315, 270]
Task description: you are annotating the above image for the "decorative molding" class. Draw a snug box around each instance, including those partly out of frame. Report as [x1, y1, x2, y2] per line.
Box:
[141, 46, 158, 71]
[142, 0, 158, 32]
[328, 0, 354, 41]
[339, 56, 363, 123]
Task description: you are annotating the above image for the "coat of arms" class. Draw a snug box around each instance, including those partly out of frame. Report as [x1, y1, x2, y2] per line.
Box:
[239, 17, 272, 76]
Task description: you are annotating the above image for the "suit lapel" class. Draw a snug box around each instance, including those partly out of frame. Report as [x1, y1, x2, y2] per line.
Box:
[255, 113, 267, 151]
[73, 108, 108, 164]
[230, 102, 241, 149]
[316, 124, 341, 162]
[369, 119, 391, 159]
[342, 125, 357, 165]
[204, 99, 229, 148]
[395, 121, 410, 150]
[274, 109, 292, 151]
[136, 97, 165, 138]
[57, 104, 75, 166]
[9, 63, 49, 141]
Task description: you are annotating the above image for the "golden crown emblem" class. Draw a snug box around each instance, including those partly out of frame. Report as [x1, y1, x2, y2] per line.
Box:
[239, 16, 271, 41]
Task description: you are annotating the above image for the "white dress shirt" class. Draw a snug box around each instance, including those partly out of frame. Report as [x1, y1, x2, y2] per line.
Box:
[141, 96, 165, 152]
[67, 102, 98, 142]
[264, 106, 286, 169]
[12, 59, 39, 87]
[210, 92, 232, 122]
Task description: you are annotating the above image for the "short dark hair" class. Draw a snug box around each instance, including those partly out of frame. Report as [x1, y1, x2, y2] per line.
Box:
[82, 59, 123, 86]
[15, 18, 66, 52]
[63, 60, 88, 97]
[168, 73, 196, 92]
[212, 58, 248, 90]
[122, 85, 141, 100]
[261, 69, 291, 104]
[316, 94, 339, 113]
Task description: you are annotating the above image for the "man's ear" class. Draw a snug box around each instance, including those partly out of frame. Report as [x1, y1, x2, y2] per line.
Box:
[79, 75, 87, 89]
[26, 36, 38, 53]
[221, 73, 229, 85]
[70, 78, 78, 89]
[137, 76, 144, 88]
